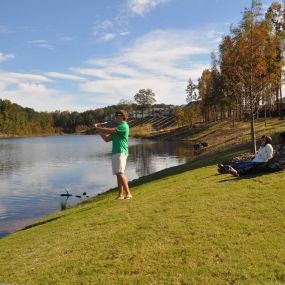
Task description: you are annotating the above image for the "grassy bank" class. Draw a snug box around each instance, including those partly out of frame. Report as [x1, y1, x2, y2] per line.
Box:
[186, 118, 285, 148]
[148, 118, 284, 146]
[0, 138, 285, 284]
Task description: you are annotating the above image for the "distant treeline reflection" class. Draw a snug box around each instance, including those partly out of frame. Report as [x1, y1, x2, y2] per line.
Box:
[128, 140, 195, 177]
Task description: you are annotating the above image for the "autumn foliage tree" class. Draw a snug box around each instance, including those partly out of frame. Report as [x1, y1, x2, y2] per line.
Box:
[191, 0, 285, 152]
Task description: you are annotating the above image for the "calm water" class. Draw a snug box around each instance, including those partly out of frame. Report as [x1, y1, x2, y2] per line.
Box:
[0, 135, 195, 237]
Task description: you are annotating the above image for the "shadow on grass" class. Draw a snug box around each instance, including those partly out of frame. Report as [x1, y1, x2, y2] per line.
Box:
[17, 205, 98, 233]
[127, 142, 251, 188]
[13, 132, 284, 235]
[17, 131, 284, 234]
[218, 170, 283, 183]
[77, 143, 251, 208]
[19, 217, 62, 232]
[80, 131, 284, 205]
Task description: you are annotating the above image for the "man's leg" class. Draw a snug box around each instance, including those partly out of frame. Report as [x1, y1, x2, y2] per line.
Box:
[117, 172, 132, 197]
[116, 174, 124, 198]
[113, 154, 124, 199]
[233, 164, 278, 177]
[227, 165, 240, 177]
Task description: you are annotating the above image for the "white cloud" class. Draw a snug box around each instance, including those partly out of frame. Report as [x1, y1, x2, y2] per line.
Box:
[29, 39, 54, 50]
[46, 72, 86, 82]
[0, 52, 15, 63]
[91, 0, 170, 42]
[0, 72, 51, 84]
[71, 68, 112, 80]
[1, 82, 90, 112]
[0, 26, 221, 111]
[0, 82, 6, 93]
[92, 20, 114, 36]
[92, 18, 129, 42]
[120, 31, 131, 36]
[59, 36, 77, 41]
[0, 72, 89, 111]
[77, 28, 219, 105]
[2, 82, 57, 111]
[128, 0, 169, 15]
[100, 33, 116, 42]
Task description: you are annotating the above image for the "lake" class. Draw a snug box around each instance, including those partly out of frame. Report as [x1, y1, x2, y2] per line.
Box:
[0, 135, 195, 238]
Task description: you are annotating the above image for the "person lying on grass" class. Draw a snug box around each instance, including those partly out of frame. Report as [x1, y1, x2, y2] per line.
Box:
[224, 132, 285, 177]
[94, 110, 132, 200]
[218, 135, 273, 174]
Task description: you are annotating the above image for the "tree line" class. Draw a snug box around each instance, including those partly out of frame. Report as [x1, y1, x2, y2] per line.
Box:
[0, 89, 162, 136]
[187, 0, 285, 152]
[0, 99, 124, 135]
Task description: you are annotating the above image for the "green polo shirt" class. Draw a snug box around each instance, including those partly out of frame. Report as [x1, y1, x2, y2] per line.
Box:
[112, 121, 129, 156]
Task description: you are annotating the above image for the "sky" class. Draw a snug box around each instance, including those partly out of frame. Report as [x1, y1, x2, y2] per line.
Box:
[0, 0, 275, 112]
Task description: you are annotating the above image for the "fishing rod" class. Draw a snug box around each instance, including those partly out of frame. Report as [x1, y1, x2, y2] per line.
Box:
[60, 188, 89, 198]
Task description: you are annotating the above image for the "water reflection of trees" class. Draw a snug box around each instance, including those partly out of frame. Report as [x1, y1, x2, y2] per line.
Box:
[128, 140, 196, 177]
[0, 143, 23, 179]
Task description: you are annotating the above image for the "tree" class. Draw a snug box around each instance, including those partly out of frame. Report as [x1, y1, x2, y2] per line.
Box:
[266, 1, 285, 118]
[190, 0, 285, 152]
[184, 104, 198, 127]
[186, 78, 198, 103]
[198, 69, 213, 123]
[241, 0, 269, 152]
[117, 99, 134, 112]
[134, 89, 156, 117]
[175, 106, 185, 126]
[219, 0, 266, 152]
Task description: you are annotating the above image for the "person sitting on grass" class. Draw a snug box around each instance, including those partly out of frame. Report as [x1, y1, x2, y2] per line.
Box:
[94, 110, 132, 200]
[218, 135, 273, 174]
[226, 132, 285, 177]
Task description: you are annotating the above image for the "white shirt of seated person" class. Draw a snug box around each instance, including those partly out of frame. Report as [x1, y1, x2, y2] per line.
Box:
[252, 143, 273, 163]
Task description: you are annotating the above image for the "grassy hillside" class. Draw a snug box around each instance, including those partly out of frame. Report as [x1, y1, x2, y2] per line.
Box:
[0, 138, 285, 285]
[186, 118, 285, 150]
[149, 118, 284, 149]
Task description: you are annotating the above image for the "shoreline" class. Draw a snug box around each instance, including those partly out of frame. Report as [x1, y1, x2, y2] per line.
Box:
[0, 139, 240, 240]
[1, 118, 283, 238]
[0, 132, 83, 139]
[1, 121, 285, 284]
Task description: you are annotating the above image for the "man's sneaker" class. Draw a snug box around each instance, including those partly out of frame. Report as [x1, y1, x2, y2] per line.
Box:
[125, 194, 132, 199]
[218, 168, 227, 174]
[218, 164, 224, 169]
[218, 163, 231, 172]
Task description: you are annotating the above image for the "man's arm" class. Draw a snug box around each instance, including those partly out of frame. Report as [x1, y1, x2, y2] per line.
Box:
[100, 133, 112, 142]
[94, 123, 116, 134]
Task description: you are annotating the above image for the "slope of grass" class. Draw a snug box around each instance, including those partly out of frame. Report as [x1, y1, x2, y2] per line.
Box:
[186, 118, 285, 149]
[130, 123, 153, 137]
[148, 118, 284, 150]
[0, 140, 285, 285]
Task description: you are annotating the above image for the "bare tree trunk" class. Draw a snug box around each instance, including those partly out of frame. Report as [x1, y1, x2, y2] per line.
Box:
[248, 92, 257, 152]
[280, 85, 283, 119]
[264, 105, 267, 128]
[276, 89, 280, 117]
[239, 104, 242, 121]
[250, 112, 256, 153]
[256, 105, 259, 119]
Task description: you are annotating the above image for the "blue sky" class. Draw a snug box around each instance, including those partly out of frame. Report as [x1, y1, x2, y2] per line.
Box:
[0, 0, 275, 111]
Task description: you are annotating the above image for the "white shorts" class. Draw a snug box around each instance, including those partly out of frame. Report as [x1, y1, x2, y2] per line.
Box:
[112, 153, 127, 175]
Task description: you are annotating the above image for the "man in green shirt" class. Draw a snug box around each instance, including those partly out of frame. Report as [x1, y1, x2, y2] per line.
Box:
[94, 110, 132, 200]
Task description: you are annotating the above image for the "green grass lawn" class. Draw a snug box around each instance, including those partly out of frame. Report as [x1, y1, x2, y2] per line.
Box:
[185, 118, 285, 148]
[0, 139, 285, 285]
